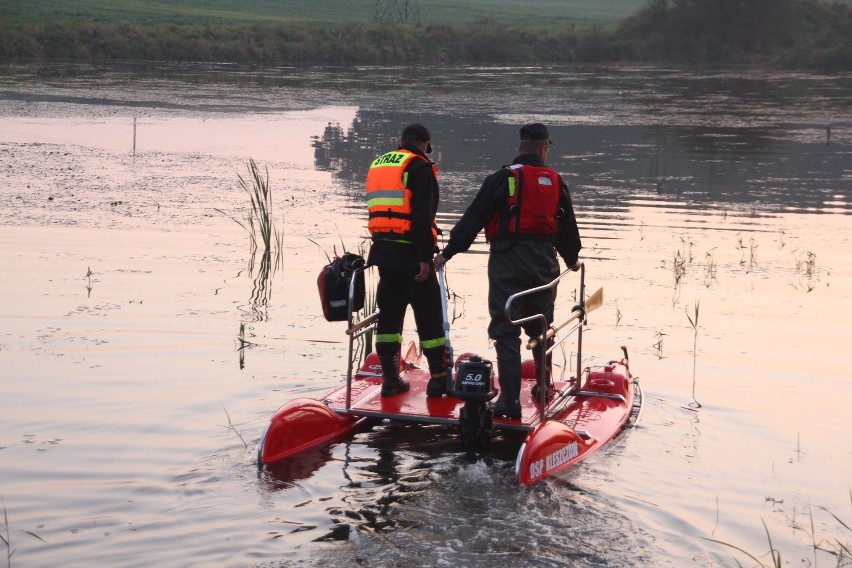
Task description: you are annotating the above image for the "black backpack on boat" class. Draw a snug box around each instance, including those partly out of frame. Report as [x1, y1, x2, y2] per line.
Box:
[317, 252, 366, 322]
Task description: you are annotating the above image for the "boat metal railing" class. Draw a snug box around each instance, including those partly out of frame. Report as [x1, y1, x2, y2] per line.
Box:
[344, 265, 379, 410]
[344, 262, 599, 420]
[504, 262, 588, 411]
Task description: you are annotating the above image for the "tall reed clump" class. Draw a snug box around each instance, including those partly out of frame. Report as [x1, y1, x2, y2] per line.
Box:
[216, 158, 284, 272]
[237, 159, 283, 261]
[215, 159, 284, 329]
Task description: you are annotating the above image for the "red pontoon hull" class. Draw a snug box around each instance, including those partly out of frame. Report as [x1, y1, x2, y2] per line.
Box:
[259, 350, 639, 485]
[259, 264, 641, 485]
[515, 363, 636, 485]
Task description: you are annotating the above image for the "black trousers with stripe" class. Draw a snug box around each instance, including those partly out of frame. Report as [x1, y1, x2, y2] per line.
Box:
[375, 266, 446, 371]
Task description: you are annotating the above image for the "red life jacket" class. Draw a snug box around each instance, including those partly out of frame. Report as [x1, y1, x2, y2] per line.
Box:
[485, 164, 561, 241]
[366, 149, 438, 245]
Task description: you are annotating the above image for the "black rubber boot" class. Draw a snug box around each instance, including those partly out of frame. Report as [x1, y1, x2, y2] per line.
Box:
[530, 382, 553, 401]
[425, 353, 448, 398]
[379, 355, 410, 397]
[531, 337, 554, 401]
[426, 371, 447, 398]
[491, 394, 521, 420]
[492, 340, 522, 419]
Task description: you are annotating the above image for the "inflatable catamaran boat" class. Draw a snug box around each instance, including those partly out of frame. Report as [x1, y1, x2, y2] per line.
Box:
[257, 263, 642, 485]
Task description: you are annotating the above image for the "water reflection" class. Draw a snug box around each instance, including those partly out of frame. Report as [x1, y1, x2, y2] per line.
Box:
[2, 63, 850, 568]
[230, 249, 279, 368]
[5, 63, 847, 215]
[312, 112, 423, 202]
[261, 425, 452, 539]
[247, 249, 276, 320]
[262, 445, 336, 489]
[313, 91, 850, 217]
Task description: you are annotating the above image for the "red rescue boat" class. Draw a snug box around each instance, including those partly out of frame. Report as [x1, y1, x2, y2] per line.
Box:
[258, 264, 643, 486]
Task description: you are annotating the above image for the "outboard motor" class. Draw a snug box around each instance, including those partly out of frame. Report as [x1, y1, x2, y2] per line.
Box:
[453, 355, 497, 458]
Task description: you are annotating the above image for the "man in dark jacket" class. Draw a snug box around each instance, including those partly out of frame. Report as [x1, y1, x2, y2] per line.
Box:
[434, 123, 581, 419]
[366, 123, 448, 398]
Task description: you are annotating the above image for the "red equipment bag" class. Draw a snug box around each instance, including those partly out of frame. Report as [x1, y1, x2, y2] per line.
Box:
[317, 253, 366, 321]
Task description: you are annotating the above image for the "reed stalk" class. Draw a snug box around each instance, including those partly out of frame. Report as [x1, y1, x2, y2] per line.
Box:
[652, 330, 665, 360]
[237, 159, 275, 253]
[221, 407, 248, 449]
[216, 158, 284, 266]
[705, 492, 852, 568]
[686, 301, 702, 408]
[2, 496, 45, 568]
[216, 159, 284, 324]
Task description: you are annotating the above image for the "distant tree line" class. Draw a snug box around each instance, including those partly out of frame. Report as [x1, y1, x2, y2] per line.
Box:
[616, 0, 852, 67]
[0, 0, 849, 69]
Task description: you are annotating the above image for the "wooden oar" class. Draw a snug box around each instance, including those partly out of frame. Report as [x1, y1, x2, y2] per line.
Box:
[346, 311, 379, 335]
[527, 287, 604, 350]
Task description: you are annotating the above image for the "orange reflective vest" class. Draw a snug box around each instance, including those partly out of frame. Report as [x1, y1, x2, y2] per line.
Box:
[366, 149, 438, 244]
[485, 163, 561, 241]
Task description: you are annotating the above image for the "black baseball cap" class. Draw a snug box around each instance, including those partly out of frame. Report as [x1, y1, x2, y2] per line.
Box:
[520, 123, 554, 145]
[401, 123, 432, 153]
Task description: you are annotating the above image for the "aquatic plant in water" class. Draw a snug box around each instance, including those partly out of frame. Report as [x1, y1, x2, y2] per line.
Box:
[84, 266, 94, 297]
[237, 159, 282, 257]
[652, 330, 666, 360]
[217, 158, 284, 265]
[706, 491, 852, 567]
[220, 407, 248, 449]
[686, 301, 701, 408]
[216, 159, 286, 324]
[2, 497, 45, 568]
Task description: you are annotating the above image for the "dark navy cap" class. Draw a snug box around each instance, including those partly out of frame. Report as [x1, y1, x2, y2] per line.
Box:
[401, 123, 432, 153]
[520, 123, 554, 144]
[401, 123, 431, 143]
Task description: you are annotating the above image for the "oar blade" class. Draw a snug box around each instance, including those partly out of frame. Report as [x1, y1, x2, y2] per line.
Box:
[526, 287, 604, 350]
[585, 287, 604, 312]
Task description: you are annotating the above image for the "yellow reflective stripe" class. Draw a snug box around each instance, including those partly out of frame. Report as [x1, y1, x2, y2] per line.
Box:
[370, 151, 409, 168]
[420, 337, 446, 349]
[402, 171, 409, 188]
[376, 333, 402, 344]
[508, 176, 516, 198]
[368, 197, 405, 207]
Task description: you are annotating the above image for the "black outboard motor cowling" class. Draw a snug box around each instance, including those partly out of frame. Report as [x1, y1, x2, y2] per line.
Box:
[454, 355, 497, 458]
[453, 355, 497, 402]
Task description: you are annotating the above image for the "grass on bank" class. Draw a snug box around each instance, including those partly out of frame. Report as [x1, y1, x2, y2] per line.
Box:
[1, 1, 849, 68]
[0, 0, 646, 28]
[0, 18, 621, 65]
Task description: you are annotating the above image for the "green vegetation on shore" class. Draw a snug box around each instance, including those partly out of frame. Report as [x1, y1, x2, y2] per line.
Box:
[0, 0, 849, 69]
[0, 0, 646, 27]
[619, 0, 852, 68]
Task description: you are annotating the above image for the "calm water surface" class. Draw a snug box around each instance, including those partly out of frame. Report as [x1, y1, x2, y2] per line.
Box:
[1, 64, 850, 567]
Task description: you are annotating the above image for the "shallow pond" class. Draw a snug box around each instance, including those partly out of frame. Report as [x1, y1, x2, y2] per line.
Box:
[1, 63, 850, 567]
